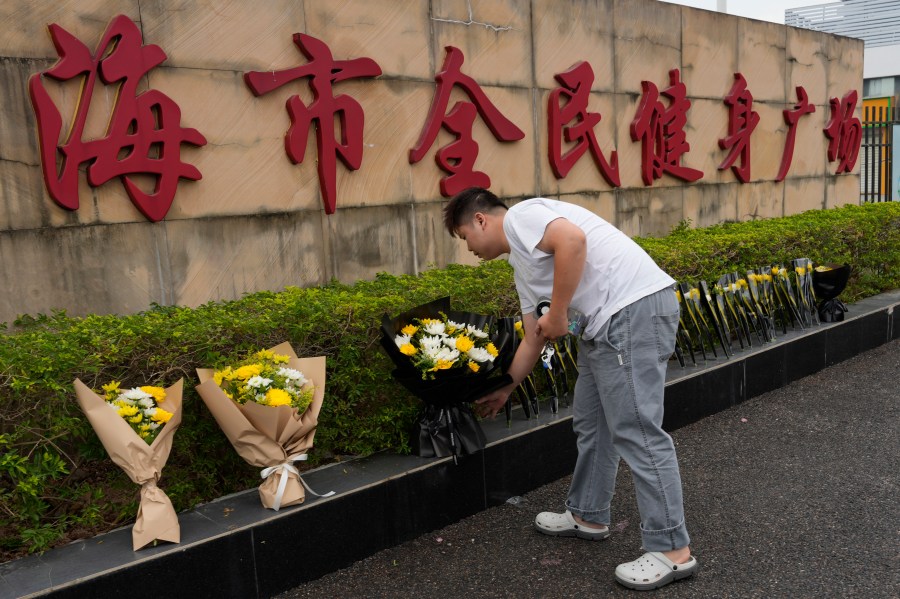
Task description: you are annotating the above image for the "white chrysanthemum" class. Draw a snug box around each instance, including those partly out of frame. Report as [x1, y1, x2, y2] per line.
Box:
[277, 367, 307, 386]
[467, 347, 495, 363]
[446, 319, 466, 332]
[420, 335, 445, 353]
[441, 336, 458, 349]
[394, 333, 412, 348]
[246, 375, 273, 389]
[148, 422, 161, 430]
[143, 407, 158, 418]
[465, 325, 489, 339]
[422, 321, 446, 335]
[137, 397, 155, 409]
[425, 345, 459, 362]
[122, 388, 151, 401]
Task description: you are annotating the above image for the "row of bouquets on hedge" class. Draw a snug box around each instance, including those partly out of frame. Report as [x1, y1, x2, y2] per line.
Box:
[73, 298, 517, 551]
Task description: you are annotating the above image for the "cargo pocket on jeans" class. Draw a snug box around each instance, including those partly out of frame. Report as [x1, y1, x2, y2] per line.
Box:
[652, 312, 679, 363]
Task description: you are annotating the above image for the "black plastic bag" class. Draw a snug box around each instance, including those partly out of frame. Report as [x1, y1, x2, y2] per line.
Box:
[813, 264, 850, 322]
[412, 403, 486, 458]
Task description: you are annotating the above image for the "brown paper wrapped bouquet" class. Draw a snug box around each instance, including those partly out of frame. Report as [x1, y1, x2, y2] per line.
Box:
[196, 342, 330, 510]
[73, 378, 183, 551]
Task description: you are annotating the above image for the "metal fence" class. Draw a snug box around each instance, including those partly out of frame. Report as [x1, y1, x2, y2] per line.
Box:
[861, 104, 898, 202]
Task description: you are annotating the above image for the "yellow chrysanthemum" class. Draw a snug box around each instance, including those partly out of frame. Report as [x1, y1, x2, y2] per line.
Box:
[771, 266, 779, 275]
[485, 343, 499, 358]
[117, 405, 139, 418]
[264, 388, 292, 407]
[675, 289, 682, 301]
[795, 266, 807, 276]
[431, 359, 455, 371]
[468, 361, 480, 373]
[272, 353, 290, 364]
[140, 386, 166, 403]
[401, 324, 418, 336]
[254, 349, 276, 361]
[514, 321, 523, 332]
[233, 364, 262, 380]
[400, 343, 417, 356]
[213, 367, 232, 386]
[455, 336, 475, 352]
[420, 318, 439, 325]
[690, 288, 700, 300]
[151, 408, 174, 423]
[102, 381, 121, 394]
[128, 414, 143, 424]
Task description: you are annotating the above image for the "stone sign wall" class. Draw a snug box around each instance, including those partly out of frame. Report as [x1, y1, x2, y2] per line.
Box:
[0, 0, 863, 322]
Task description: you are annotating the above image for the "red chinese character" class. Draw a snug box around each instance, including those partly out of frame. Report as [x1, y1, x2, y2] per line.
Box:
[718, 73, 760, 183]
[27, 15, 206, 222]
[630, 69, 703, 186]
[776, 86, 816, 182]
[823, 90, 862, 174]
[547, 61, 620, 187]
[410, 46, 525, 197]
[245, 34, 382, 215]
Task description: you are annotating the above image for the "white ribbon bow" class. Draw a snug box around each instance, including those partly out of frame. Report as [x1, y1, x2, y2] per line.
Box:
[260, 453, 335, 511]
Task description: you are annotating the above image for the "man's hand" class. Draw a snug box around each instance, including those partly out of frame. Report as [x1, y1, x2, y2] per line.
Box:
[475, 387, 511, 418]
[536, 309, 568, 341]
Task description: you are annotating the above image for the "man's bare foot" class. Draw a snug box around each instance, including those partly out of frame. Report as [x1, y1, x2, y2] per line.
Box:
[572, 513, 608, 530]
[662, 546, 691, 564]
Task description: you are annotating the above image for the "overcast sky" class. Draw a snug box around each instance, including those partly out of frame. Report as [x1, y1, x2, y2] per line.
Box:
[659, 0, 824, 24]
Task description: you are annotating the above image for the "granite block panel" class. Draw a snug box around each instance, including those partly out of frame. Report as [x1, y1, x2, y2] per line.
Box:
[782, 329, 828, 384]
[533, 0, 615, 92]
[681, 7, 738, 100]
[613, 0, 682, 96]
[165, 212, 326, 308]
[0, 222, 172, 320]
[784, 176, 826, 215]
[387, 452, 486, 543]
[683, 182, 739, 228]
[484, 418, 577, 507]
[785, 27, 828, 110]
[432, 0, 532, 88]
[253, 486, 391, 596]
[615, 186, 684, 238]
[140, 0, 307, 72]
[825, 173, 861, 208]
[737, 19, 786, 103]
[663, 361, 745, 431]
[0, 1, 140, 60]
[321, 204, 416, 284]
[736, 181, 784, 221]
[302, 0, 432, 80]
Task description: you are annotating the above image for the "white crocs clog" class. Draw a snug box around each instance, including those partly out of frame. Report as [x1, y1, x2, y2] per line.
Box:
[533, 510, 610, 541]
[615, 551, 698, 590]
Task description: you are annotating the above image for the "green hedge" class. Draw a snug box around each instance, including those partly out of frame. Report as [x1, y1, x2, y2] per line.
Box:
[2, 202, 899, 560]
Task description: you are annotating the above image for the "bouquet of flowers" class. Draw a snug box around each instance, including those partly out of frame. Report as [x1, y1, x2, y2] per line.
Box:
[813, 263, 850, 322]
[380, 297, 514, 459]
[74, 378, 183, 551]
[196, 342, 331, 511]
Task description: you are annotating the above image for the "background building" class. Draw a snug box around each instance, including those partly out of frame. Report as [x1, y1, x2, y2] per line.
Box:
[787, 0, 900, 201]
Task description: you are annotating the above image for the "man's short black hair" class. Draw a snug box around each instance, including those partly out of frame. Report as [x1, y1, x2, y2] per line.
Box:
[442, 187, 508, 237]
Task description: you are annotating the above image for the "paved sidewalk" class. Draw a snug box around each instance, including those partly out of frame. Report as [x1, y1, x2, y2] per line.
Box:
[278, 338, 900, 599]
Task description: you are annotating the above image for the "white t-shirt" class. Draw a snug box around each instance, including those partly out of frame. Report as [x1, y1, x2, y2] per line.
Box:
[503, 198, 675, 340]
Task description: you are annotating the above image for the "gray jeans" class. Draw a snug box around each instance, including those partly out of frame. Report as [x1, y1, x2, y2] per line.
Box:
[564, 287, 690, 551]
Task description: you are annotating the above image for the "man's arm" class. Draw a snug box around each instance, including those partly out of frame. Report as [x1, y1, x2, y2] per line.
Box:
[474, 311, 544, 418]
[535, 218, 587, 340]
